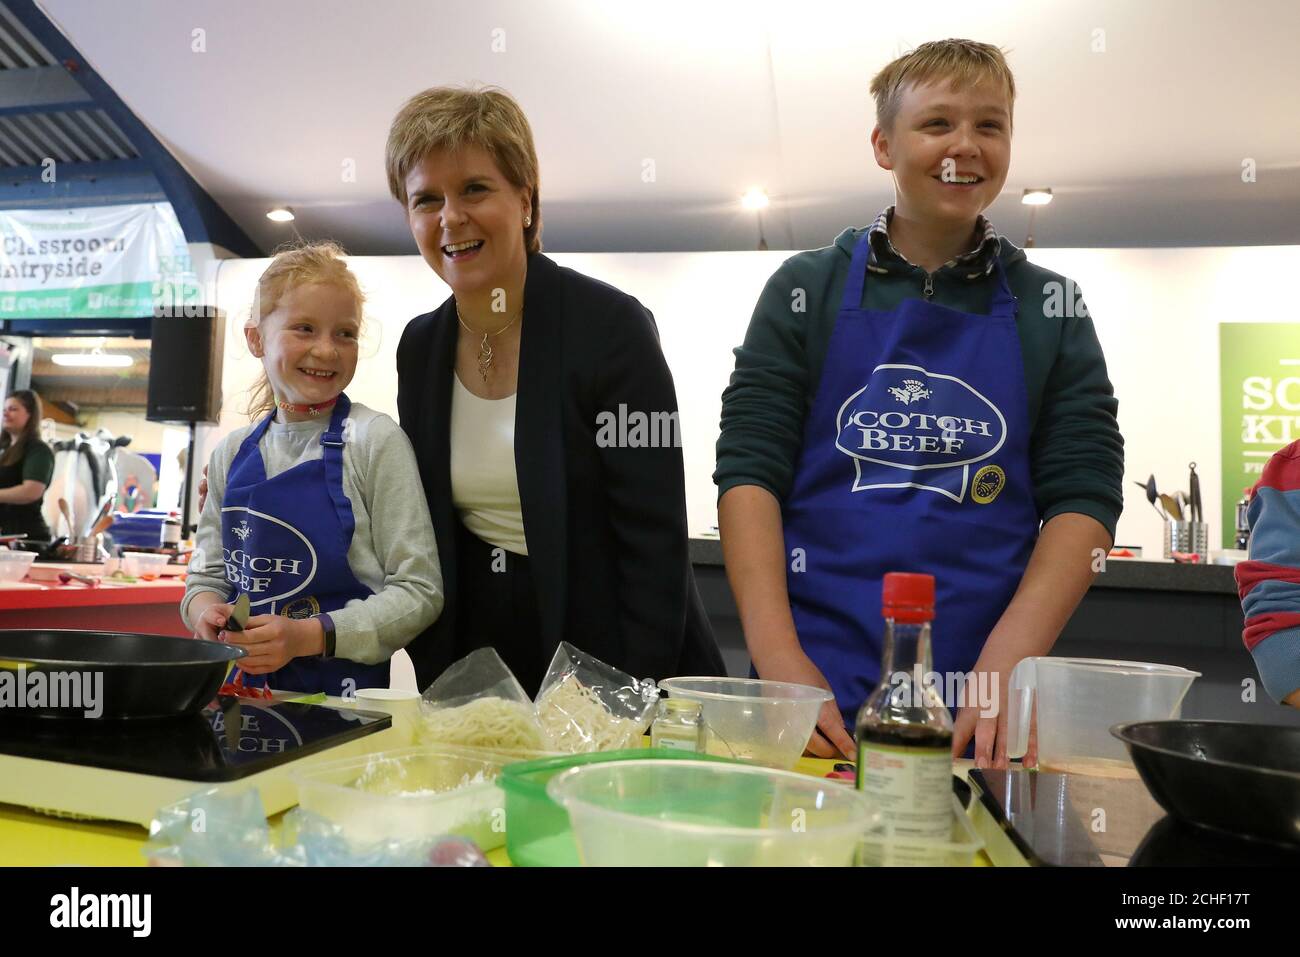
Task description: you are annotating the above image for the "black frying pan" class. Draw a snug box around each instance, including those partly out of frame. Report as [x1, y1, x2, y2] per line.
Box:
[1112, 720, 1300, 848]
[0, 630, 245, 720]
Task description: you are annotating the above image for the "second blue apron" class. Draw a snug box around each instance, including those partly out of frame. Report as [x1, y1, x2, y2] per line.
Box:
[220, 394, 389, 695]
[783, 233, 1039, 725]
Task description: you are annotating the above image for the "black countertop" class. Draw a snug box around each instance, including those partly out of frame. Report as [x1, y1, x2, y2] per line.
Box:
[689, 537, 1238, 595]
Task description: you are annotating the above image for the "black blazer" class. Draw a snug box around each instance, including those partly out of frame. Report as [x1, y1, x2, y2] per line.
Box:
[396, 253, 726, 690]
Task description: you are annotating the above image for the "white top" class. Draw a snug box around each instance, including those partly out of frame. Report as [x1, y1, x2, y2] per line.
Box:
[181, 403, 443, 666]
[450, 374, 528, 556]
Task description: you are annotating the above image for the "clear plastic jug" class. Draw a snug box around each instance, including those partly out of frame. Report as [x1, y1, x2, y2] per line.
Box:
[1007, 657, 1199, 774]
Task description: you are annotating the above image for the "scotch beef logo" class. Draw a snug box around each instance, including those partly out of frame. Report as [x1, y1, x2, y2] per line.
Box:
[220, 506, 318, 607]
[835, 364, 1007, 502]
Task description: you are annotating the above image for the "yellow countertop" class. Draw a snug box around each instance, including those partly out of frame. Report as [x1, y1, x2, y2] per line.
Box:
[0, 702, 986, 866]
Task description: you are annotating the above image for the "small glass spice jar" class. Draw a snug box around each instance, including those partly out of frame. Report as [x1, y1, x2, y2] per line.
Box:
[650, 697, 706, 753]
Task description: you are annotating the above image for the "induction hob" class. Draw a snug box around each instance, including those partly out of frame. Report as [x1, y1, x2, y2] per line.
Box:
[0, 697, 394, 828]
[969, 767, 1300, 867]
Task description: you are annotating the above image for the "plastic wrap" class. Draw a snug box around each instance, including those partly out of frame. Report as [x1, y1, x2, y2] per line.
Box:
[143, 787, 490, 866]
[417, 648, 547, 752]
[534, 642, 659, 752]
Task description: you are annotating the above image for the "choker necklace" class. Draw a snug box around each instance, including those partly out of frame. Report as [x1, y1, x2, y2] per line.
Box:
[456, 303, 522, 382]
[276, 396, 338, 417]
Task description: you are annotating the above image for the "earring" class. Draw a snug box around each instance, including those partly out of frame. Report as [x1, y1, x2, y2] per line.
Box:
[524, 216, 532, 228]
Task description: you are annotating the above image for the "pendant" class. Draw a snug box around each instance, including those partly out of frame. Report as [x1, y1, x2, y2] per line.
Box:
[477, 332, 493, 381]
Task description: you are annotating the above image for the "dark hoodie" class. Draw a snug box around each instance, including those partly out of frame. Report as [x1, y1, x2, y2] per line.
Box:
[714, 226, 1124, 536]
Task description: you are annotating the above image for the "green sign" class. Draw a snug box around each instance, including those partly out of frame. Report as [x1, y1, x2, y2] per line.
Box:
[1220, 322, 1300, 547]
[0, 203, 196, 319]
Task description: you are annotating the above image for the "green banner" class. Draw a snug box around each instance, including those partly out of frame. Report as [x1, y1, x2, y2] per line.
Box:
[1220, 323, 1300, 547]
[0, 281, 156, 320]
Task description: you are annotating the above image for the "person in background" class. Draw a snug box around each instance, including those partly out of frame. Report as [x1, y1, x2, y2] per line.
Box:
[1237, 440, 1300, 707]
[0, 390, 54, 541]
[182, 242, 443, 695]
[715, 39, 1124, 764]
[387, 85, 725, 694]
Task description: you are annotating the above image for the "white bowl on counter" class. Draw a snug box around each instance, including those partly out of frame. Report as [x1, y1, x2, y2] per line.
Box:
[0, 550, 37, 582]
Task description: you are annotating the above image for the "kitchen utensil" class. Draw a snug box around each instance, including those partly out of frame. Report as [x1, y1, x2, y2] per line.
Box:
[82, 499, 112, 544]
[1175, 491, 1188, 521]
[1188, 462, 1203, 523]
[0, 551, 36, 582]
[1133, 476, 1164, 519]
[227, 592, 251, 632]
[1112, 720, 1300, 847]
[90, 511, 115, 539]
[122, 551, 170, 579]
[0, 534, 27, 545]
[57, 498, 74, 541]
[547, 758, 874, 866]
[1163, 520, 1210, 560]
[57, 571, 99, 587]
[1158, 493, 1181, 521]
[658, 677, 833, 769]
[294, 745, 511, 852]
[501, 749, 721, 866]
[1006, 657, 1200, 770]
[0, 630, 245, 719]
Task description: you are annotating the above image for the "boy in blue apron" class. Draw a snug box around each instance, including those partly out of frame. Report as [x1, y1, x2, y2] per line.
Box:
[182, 243, 444, 697]
[715, 40, 1123, 766]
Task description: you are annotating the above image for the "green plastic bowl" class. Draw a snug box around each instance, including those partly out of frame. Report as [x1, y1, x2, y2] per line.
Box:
[501, 748, 728, 867]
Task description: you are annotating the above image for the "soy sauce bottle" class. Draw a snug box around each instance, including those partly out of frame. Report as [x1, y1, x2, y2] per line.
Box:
[855, 572, 953, 841]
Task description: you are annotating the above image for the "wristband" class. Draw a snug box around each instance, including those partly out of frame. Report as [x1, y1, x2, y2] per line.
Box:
[317, 613, 336, 658]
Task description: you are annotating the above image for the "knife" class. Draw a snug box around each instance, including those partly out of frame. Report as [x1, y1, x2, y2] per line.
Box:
[225, 593, 251, 633]
[1188, 462, 1202, 524]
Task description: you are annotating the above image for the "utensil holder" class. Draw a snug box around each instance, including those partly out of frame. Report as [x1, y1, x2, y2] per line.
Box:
[1163, 521, 1209, 559]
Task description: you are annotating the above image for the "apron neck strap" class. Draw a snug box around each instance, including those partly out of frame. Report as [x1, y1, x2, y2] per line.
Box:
[987, 256, 1018, 319]
[843, 230, 874, 310]
[319, 394, 356, 544]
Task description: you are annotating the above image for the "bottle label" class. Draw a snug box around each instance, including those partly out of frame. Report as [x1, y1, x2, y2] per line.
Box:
[655, 735, 699, 753]
[856, 741, 952, 841]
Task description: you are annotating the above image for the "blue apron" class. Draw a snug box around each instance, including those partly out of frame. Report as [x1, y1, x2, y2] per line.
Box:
[220, 394, 389, 695]
[783, 233, 1039, 726]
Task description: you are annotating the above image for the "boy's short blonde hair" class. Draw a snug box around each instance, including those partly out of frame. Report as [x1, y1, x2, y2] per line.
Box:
[385, 85, 542, 254]
[870, 39, 1016, 133]
[246, 241, 365, 420]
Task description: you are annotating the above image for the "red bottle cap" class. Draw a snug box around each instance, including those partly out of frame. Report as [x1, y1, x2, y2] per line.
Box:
[882, 572, 935, 623]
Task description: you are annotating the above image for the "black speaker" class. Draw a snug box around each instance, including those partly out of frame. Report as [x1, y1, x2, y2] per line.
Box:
[147, 310, 224, 424]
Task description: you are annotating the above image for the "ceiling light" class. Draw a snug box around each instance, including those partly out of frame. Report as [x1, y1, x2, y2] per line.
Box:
[266, 207, 295, 222]
[52, 353, 133, 368]
[1021, 188, 1053, 206]
[741, 188, 770, 211]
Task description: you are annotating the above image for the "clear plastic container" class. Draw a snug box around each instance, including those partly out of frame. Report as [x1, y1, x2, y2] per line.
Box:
[292, 746, 510, 852]
[122, 551, 171, 579]
[857, 793, 983, 866]
[1007, 657, 1200, 772]
[0, 550, 36, 582]
[500, 748, 726, 867]
[547, 759, 874, 866]
[657, 677, 832, 769]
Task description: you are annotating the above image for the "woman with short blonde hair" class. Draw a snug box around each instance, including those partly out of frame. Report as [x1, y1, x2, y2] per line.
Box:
[387, 85, 724, 692]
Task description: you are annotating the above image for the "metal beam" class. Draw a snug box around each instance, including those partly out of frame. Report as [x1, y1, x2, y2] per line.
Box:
[0, 156, 163, 208]
[3, 1, 260, 256]
[0, 63, 91, 114]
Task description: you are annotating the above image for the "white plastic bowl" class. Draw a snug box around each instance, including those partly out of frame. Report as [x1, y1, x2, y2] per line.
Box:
[547, 759, 874, 866]
[123, 552, 170, 578]
[0, 550, 36, 582]
[292, 746, 509, 851]
[658, 677, 832, 769]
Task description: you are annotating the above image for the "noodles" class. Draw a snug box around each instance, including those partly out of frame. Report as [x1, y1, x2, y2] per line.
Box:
[418, 696, 547, 752]
[536, 674, 646, 752]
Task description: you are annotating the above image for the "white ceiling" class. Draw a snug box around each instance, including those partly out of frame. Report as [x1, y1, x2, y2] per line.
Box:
[36, 0, 1300, 254]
